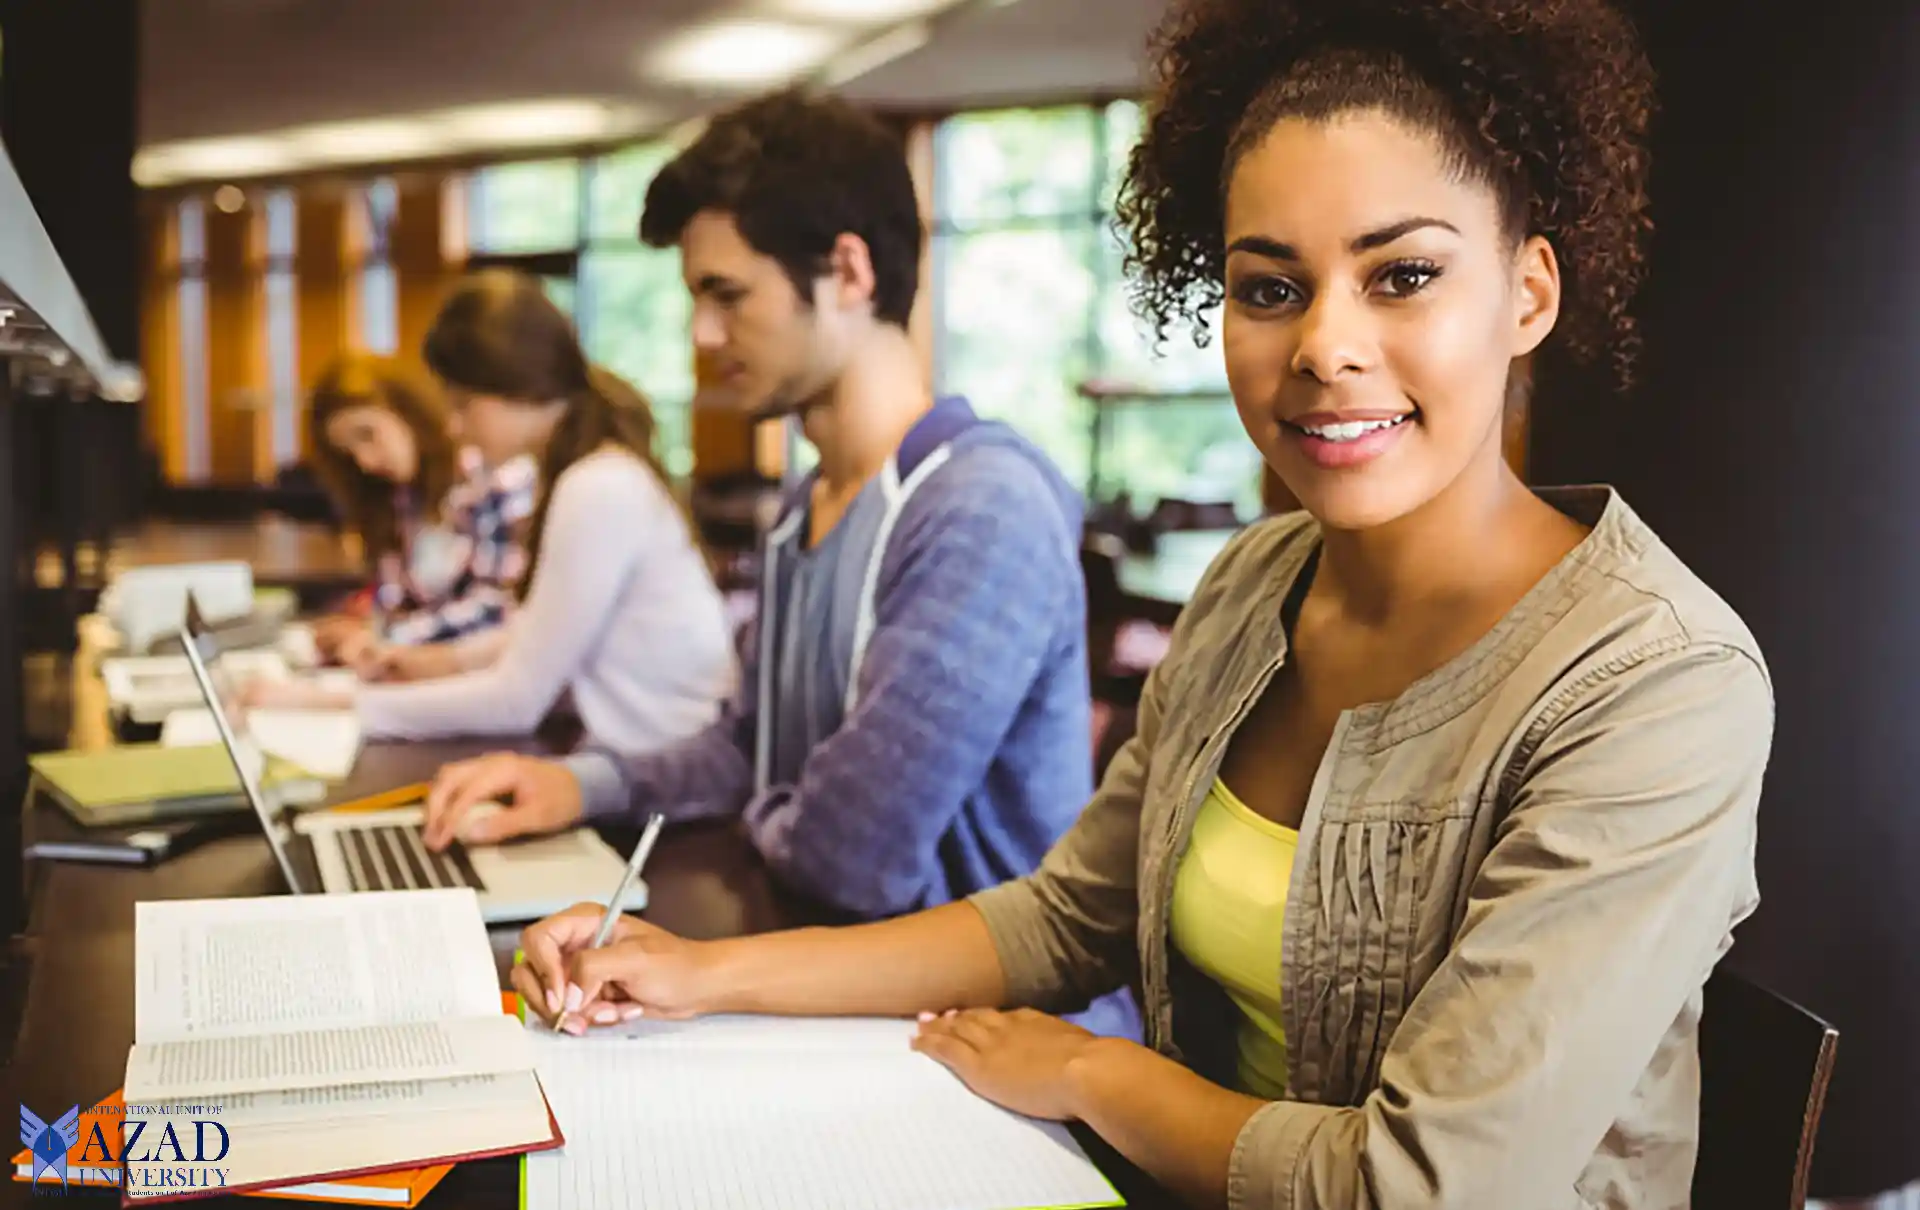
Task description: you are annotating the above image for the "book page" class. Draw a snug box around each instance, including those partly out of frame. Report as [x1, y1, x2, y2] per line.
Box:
[124, 1013, 532, 1101]
[520, 1017, 1122, 1210]
[135, 889, 501, 1044]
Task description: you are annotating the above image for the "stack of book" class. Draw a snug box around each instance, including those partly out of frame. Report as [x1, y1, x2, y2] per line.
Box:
[14, 889, 562, 1205]
[12, 1093, 454, 1206]
[24, 743, 325, 867]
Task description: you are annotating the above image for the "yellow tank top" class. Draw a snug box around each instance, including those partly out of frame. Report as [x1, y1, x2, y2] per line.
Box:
[1168, 778, 1298, 1100]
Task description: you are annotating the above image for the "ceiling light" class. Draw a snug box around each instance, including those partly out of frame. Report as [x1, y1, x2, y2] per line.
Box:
[131, 99, 660, 187]
[820, 20, 932, 85]
[290, 119, 440, 166]
[435, 99, 648, 148]
[132, 137, 298, 187]
[643, 20, 846, 88]
[761, 0, 956, 20]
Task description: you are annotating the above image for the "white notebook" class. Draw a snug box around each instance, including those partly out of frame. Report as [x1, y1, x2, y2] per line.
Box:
[102, 650, 289, 724]
[162, 703, 363, 780]
[520, 1013, 1124, 1210]
[121, 889, 558, 1201]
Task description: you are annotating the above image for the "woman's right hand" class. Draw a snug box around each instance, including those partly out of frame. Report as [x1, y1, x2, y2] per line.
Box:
[332, 627, 381, 674]
[514, 903, 715, 1032]
[310, 613, 365, 660]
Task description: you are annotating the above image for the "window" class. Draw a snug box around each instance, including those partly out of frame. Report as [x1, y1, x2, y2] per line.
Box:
[931, 102, 1260, 518]
[465, 149, 696, 476]
[468, 159, 582, 256]
[356, 178, 399, 354]
[177, 198, 210, 480]
[263, 189, 299, 469]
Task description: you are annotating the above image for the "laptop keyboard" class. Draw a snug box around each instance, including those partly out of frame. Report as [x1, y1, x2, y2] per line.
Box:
[340, 823, 486, 893]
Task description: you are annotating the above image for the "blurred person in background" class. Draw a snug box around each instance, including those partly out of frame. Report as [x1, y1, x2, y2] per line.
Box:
[421, 90, 1134, 1038]
[304, 351, 536, 679]
[250, 272, 736, 754]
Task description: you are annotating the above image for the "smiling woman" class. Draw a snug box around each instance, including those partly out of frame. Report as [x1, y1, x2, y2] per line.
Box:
[503, 1, 1776, 1206]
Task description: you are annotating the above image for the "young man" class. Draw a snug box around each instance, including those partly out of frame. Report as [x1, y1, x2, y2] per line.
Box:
[423, 91, 1117, 1017]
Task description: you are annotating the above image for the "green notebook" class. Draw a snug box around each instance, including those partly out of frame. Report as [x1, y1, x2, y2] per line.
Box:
[28, 743, 325, 827]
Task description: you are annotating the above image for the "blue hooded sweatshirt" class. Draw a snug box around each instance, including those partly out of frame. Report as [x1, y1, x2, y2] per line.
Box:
[567, 397, 1138, 1036]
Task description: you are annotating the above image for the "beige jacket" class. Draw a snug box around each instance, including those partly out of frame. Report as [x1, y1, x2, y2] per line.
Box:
[971, 487, 1772, 1210]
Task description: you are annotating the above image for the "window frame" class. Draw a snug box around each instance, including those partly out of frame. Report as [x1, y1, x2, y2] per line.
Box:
[927, 99, 1249, 517]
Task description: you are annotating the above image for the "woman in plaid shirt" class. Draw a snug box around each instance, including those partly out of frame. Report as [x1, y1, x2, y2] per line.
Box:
[307, 353, 535, 678]
[253, 273, 734, 751]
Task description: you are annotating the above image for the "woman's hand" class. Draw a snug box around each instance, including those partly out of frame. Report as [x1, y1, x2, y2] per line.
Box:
[910, 1007, 1104, 1121]
[332, 627, 382, 675]
[512, 903, 716, 1032]
[310, 614, 365, 661]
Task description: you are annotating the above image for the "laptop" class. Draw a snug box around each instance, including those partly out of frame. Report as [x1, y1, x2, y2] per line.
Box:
[175, 597, 649, 925]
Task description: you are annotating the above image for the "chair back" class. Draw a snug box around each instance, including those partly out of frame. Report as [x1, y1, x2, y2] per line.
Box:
[1693, 966, 1839, 1210]
[1081, 532, 1128, 676]
[1146, 496, 1240, 534]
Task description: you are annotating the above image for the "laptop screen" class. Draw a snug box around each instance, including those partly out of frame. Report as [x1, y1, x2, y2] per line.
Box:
[176, 593, 313, 894]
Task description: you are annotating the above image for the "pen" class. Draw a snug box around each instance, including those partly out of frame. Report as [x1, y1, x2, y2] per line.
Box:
[590, 813, 664, 949]
[548, 815, 662, 1032]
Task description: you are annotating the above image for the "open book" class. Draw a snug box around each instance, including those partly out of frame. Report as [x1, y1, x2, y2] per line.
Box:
[121, 889, 560, 1203]
[520, 1012, 1124, 1210]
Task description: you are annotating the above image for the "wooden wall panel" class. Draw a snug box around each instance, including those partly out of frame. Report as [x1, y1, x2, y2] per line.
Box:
[392, 175, 452, 367]
[203, 202, 265, 484]
[139, 203, 185, 481]
[690, 351, 759, 480]
[296, 194, 352, 462]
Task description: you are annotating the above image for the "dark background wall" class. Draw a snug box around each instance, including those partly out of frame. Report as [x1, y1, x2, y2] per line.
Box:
[0, 0, 141, 362]
[1532, 0, 1920, 1197]
[0, 0, 147, 662]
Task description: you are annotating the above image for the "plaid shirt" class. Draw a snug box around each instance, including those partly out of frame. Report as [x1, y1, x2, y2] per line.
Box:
[375, 449, 538, 646]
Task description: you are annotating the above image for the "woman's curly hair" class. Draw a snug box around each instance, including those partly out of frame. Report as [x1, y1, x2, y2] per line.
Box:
[1115, 0, 1657, 390]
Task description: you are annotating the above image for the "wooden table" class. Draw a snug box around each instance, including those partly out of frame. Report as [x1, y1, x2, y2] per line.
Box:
[4, 609, 839, 1208]
[5, 646, 1174, 1208]
[1116, 528, 1238, 626]
[3, 742, 842, 1210]
[33, 517, 366, 598]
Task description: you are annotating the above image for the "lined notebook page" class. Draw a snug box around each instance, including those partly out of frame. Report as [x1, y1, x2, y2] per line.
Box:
[522, 1016, 1123, 1210]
